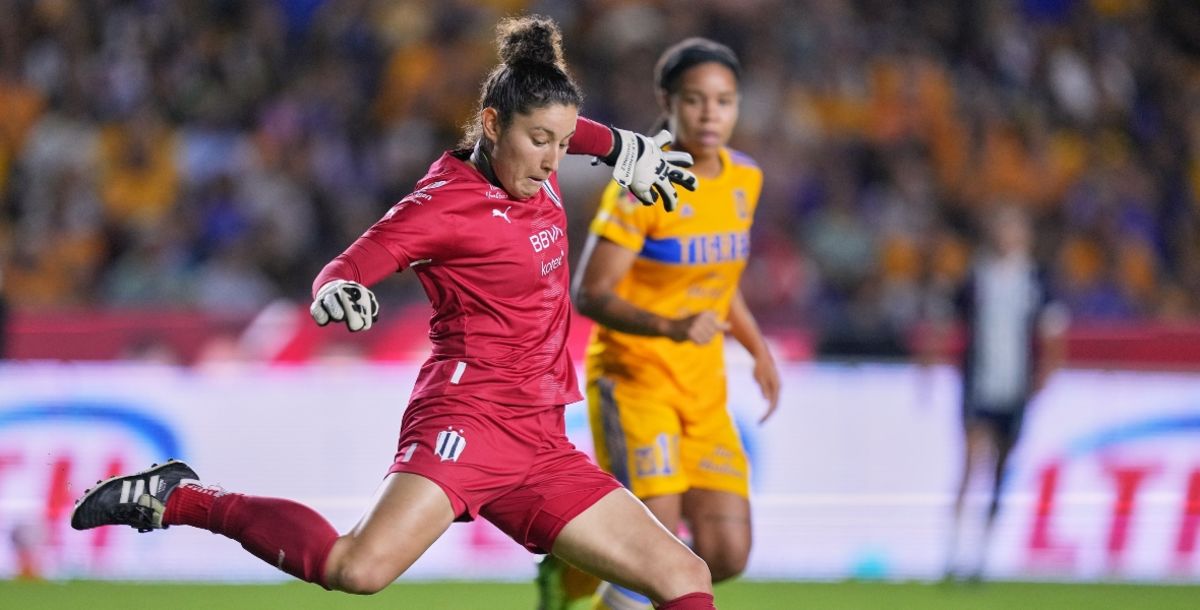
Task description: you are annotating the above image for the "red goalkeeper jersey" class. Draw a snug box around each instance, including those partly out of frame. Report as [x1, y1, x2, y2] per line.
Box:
[319, 150, 582, 408]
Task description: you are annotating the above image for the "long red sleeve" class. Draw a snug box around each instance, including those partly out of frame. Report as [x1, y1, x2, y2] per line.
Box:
[569, 116, 614, 157]
[311, 236, 401, 298]
[314, 120, 609, 299]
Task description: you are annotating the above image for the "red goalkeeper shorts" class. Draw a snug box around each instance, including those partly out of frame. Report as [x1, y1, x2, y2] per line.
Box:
[388, 395, 620, 554]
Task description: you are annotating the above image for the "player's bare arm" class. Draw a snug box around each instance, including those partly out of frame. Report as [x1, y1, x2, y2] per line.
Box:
[728, 288, 780, 422]
[573, 234, 727, 343]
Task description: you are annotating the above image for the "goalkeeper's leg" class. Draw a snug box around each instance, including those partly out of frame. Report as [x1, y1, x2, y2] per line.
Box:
[164, 471, 452, 592]
[163, 483, 341, 585]
[550, 489, 715, 609]
[72, 460, 346, 586]
[78, 463, 453, 593]
[537, 555, 694, 610]
[578, 490, 750, 609]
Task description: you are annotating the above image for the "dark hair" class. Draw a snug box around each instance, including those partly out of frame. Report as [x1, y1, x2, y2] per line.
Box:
[654, 37, 741, 96]
[651, 37, 741, 132]
[459, 15, 583, 149]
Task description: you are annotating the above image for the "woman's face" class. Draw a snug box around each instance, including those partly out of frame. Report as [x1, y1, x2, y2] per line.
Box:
[486, 103, 578, 200]
[665, 62, 739, 156]
[991, 209, 1032, 257]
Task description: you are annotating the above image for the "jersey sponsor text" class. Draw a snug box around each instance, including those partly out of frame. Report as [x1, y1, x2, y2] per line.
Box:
[529, 225, 565, 253]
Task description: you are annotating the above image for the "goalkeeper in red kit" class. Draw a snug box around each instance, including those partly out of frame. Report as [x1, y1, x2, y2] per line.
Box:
[70, 15, 719, 610]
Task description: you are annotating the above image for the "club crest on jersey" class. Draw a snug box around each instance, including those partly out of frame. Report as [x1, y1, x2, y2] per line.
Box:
[435, 427, 467, 462]
[734, 189, 749, 220]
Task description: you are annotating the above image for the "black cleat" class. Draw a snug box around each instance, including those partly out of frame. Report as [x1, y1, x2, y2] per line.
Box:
[70, 460, 200, 533]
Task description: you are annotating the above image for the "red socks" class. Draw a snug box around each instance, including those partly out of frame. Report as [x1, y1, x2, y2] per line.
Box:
[164, 485, 339, 587]
[658, 592, 717, 609]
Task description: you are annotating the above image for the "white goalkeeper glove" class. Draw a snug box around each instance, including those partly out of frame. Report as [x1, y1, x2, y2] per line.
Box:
[600, 128, 697, 212]
[310, 279, 379, 332]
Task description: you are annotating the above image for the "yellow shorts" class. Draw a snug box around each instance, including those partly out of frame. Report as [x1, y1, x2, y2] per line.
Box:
[587, 375, 750, 499]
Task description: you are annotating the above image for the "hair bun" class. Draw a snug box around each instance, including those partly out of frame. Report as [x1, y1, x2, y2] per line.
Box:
[497, 15, 565, 70]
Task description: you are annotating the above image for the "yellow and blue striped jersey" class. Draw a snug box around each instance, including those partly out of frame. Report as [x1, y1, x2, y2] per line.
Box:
[585, 147, 762, 397]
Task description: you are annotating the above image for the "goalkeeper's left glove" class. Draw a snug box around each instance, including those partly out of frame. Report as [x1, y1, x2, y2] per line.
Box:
[310, 279, 379, 332]
[600, 128, 697, 212]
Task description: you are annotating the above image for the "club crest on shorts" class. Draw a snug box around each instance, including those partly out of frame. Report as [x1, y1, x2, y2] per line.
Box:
[435, 427, 467, 462]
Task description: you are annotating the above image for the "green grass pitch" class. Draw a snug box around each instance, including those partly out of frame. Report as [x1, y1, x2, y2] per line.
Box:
[3, 579, 1199, 609]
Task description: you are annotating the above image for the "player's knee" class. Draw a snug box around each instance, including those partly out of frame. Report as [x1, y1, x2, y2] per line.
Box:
[706, 551, 748, 583]
[694, 535, 750, 583]
[687, 553, 714, 590]
[670, 552, 713, 594]
[330, 559, 398, 595]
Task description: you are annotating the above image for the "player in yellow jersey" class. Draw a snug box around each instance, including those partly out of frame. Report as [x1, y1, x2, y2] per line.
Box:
[536, 38, 780, 610]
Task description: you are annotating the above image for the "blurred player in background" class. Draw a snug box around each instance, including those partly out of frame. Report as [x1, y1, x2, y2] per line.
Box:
[72, 15, 722, 609]
[940, 205, 1067, 581]
[0, 268, 7, 359]
[538, 38, 781, 610]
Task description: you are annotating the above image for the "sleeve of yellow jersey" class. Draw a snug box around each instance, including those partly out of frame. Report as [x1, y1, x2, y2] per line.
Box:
[588, 182, 659, 252]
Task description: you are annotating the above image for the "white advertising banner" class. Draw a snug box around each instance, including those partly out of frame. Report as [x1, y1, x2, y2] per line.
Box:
[1, 361, 1198, 582]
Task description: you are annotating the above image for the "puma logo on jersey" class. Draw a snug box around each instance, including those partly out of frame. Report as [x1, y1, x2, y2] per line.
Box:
[492, 206, 512, 223]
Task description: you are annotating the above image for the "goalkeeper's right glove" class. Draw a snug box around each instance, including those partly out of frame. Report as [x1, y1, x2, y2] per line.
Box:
[310, 279, 379, 332]
[600, 128, 697, 212]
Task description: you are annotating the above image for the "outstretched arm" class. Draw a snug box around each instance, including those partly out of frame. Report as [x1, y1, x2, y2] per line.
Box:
[568, 117, 617, 157]
[570, 117, 697, 212]
[310, 236, 398, 332]
[311, 237, 398, 298]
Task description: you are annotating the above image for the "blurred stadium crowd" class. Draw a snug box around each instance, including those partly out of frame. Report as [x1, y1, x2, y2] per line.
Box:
[1, 0, 1198, 356]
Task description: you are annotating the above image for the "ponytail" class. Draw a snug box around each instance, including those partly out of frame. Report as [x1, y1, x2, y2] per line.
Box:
[459, 15, 583, 150]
